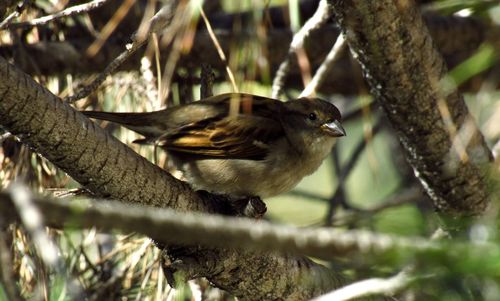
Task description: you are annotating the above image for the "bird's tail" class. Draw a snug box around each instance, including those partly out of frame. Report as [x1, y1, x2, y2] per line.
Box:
[82, 111, 166, 144]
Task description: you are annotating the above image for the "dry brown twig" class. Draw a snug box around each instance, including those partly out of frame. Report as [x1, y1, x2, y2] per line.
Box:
[200, 7, 238, 93]
[64, 1, 183, 103]
[1, 0, 109, 30]
[0, 0, 29, 30]
[332, 187, 422, 227]
[85, 0, 137, 57]
[271, 0, 332, 98]
[300, 34, 347, 97]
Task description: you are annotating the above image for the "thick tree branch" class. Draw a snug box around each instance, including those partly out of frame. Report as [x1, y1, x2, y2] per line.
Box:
[0, 192, 428, 261]
[0, 56, 343, 300]
[328, 0, 493, 216]
[1, 192, 497, 268]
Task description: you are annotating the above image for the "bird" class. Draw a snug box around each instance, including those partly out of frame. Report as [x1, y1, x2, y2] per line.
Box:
[82, 93, 345, 199]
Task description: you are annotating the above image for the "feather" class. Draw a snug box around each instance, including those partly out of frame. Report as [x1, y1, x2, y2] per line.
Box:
[160, 115, 283, 160]
[83, 93, 286, 160]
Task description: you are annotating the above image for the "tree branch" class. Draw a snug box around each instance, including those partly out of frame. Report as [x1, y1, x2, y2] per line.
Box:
[0, 0, 19, 22]
[312, 269, 415, 301]
[328, 0, 493, 217]
[3, 0, 109, 30]
[1, 191, 498, 276]
[271, 0, 331, 98]
[0, 191, 490, 265]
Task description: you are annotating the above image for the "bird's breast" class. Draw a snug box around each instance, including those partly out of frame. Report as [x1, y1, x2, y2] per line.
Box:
[173, 136, 335, 198]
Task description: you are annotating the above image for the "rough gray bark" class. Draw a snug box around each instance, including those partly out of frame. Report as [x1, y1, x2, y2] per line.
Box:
[0, 56, 343, 300]
[328, 0, 493, 216]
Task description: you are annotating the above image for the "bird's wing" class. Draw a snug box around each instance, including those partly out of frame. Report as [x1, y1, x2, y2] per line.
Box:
[83, 93, 287, 159]
[160, 115, 284, 160]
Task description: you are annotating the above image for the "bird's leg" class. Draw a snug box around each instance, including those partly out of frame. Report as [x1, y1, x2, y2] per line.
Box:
[156, 192, 267, 287]
[196, 190, 267, 219]
[231, 196, 267, 219]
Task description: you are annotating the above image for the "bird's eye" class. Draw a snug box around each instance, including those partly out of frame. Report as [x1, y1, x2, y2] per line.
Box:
[308, 113, 317, 121]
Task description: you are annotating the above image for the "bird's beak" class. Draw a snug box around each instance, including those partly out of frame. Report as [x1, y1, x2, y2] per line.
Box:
[321, 120, 346, 137]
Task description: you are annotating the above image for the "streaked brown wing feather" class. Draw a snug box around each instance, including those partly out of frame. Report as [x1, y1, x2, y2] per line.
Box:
[160, 115, 283, 160]
[83, 93, 287, 159]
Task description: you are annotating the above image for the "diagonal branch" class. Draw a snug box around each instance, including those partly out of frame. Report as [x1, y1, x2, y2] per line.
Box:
[2, 0, 109, 30]
[328, 0, 493, 218]
[271, 0, 332, 98]
[312, 269, 416, 301]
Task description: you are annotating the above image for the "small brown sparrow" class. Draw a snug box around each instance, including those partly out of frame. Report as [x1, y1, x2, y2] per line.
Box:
[83, 93, 345, 198]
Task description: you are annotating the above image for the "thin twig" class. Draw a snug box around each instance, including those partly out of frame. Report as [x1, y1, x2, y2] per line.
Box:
[312, 268, 417, 301]
[287, 190, 329, 202]
[157, 2, 193, 103]
[332, 186, 422, 226]
[341, 120, 383, 181]
[288, 186, 420, 223]
[64, 38, 147, 103]
[342, 101, 378, 122]
[134, 1, 189, 105]
[63, 2, 180, 103]
[271, 0, 331, 98]
[151, 33, 162, 106]
[329, 144, 351, 211]
[4, 0, 109, 30]
[0, 0, 30, 30]
[0, 131, 12, 142]
[493, 139, 500, 166]
[200, 7, 238, 92]
[300, 34, 346, 97]
[314, 227, 448, 301]
[86, 0, 136, 57]
[10, 184, 59, 267]
[326, 119, 384, 225]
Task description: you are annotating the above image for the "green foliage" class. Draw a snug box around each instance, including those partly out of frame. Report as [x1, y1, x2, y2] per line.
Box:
[0, 285, 8, 301]
[374, 205, 426, 236]
[448, 44, 498, 87]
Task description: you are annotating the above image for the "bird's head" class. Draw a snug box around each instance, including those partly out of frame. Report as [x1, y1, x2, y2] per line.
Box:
[282, 97, 345, 140]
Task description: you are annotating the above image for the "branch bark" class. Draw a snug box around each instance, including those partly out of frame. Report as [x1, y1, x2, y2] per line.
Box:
[0, 192, 438, 262]
[327, 0, 493, 217]
[0, 56, 343, 300]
